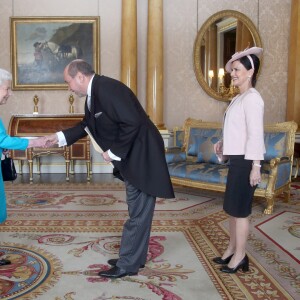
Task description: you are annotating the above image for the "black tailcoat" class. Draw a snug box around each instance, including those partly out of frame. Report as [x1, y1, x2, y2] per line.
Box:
[63, 75, 174, 198]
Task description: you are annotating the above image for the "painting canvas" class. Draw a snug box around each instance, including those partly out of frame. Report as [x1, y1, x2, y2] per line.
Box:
[10, 17, 100, 90]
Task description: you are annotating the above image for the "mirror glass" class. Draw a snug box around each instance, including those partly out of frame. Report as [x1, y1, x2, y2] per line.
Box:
[193, 10, 262, 102]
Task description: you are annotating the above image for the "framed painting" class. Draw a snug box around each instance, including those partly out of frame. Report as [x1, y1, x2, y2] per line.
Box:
[10, 16, 100, 90]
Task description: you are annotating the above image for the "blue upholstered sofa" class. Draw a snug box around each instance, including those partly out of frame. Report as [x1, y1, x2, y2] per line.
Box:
[166, 118, 298, 214]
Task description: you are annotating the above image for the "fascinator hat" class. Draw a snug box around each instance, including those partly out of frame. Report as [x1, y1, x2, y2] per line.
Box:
[225, 47, 263, 73]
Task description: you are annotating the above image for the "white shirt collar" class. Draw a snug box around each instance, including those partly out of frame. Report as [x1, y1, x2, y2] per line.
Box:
[87, 74, 95, 97]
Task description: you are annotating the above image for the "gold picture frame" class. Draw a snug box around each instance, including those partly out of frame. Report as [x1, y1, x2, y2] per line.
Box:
[10, 16, 100, 90]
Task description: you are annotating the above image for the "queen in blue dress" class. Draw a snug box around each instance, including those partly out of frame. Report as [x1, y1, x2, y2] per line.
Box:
[0, 68, 43, 266]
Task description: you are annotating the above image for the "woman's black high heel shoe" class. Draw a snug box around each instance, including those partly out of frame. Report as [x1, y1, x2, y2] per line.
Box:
[220, 255, 249, 273]
[212, 254, 234, 265]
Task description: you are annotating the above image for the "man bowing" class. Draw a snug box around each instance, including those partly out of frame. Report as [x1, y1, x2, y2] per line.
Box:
[43, 59, 174, 278]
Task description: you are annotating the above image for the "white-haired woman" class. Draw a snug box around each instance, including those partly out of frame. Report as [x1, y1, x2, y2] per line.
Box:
[0, 68, 43, 266]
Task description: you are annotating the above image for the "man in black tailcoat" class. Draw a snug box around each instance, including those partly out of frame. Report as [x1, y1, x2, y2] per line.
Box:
[44, 59, 174, 278]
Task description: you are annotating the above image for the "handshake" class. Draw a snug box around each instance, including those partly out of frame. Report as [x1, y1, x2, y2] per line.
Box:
[27, 134, 59, 149]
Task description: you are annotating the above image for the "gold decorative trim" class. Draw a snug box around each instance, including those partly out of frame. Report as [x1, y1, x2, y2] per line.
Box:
[10, 16, 100, 91]
[193, 10, 262, 102]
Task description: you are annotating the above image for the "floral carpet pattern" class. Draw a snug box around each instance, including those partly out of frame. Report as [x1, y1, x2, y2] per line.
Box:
[0, 182, 299, 300]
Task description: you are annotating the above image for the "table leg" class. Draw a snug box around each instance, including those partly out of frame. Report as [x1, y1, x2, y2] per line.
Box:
[86, 160, 91, 181]
[65, 159, 70, 181]
[70, 160, 74, 175]
[28, 160, 33, 181]
[36, 157, 41, 174]
[18, 160, 23, 175]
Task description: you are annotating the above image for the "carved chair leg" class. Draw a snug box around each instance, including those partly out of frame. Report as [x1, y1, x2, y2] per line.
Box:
[264, 195, 274, 215]
[283, 187, 290, 203]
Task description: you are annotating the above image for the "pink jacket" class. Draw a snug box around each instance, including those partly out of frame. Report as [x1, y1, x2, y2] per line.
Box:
[222, 88, 266, 160]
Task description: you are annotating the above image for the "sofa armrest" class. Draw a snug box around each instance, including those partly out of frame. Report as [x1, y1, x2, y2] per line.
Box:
[265, 156, 293, 190]
[165, 146, 182, 153]
[268, 156, 292, 168]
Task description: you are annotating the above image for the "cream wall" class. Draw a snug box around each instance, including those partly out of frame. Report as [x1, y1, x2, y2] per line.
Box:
[0, 0, 292, 130]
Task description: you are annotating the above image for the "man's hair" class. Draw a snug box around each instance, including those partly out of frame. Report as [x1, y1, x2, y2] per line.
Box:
[67, 60, 95, 78]
[0, 68, 12, 86]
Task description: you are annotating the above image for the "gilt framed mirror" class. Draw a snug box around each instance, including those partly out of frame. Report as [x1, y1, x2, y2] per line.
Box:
[193, 10, 262, 102]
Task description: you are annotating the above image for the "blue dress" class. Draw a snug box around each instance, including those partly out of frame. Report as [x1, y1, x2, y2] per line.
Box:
[0, 118, 28, 223]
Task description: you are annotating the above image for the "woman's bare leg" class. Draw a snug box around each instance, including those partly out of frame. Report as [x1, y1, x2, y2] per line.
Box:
[221, 216, 236, 259]
[227, 217, 249, 267]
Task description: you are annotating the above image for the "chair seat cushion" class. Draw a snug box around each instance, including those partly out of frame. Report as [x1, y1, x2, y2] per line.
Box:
[168, 162, 229, 184]
[168, 162, 269, 188]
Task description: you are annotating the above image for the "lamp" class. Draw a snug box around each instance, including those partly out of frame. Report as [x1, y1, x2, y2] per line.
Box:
[208, 70, 214, 87]
[218, 68, 225, 81]
[218, 70, 239, 100]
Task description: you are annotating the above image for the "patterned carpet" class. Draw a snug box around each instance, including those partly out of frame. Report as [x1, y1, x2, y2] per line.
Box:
[0, 181, 299, 300]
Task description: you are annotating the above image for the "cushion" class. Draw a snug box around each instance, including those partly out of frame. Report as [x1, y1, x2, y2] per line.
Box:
[264, 132, 286, 161]
[167, 161, 228, 184]
[165, 151, 187, 164]
[187, 128, 222, 156]
[174, 130, 184, 148]
[188, 134, 201, 156]
[196, 136, 221, 164]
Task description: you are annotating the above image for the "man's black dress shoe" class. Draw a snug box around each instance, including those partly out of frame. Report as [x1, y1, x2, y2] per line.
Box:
[212, 254, 234, 265]
[0, 259, 11, 266]
[107, 258, 145, 269]
[220, 255, 249, 273]
[98, 266, 137, 278]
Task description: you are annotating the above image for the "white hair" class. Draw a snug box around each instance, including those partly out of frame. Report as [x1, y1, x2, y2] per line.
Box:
[0, 68, 12, 86]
